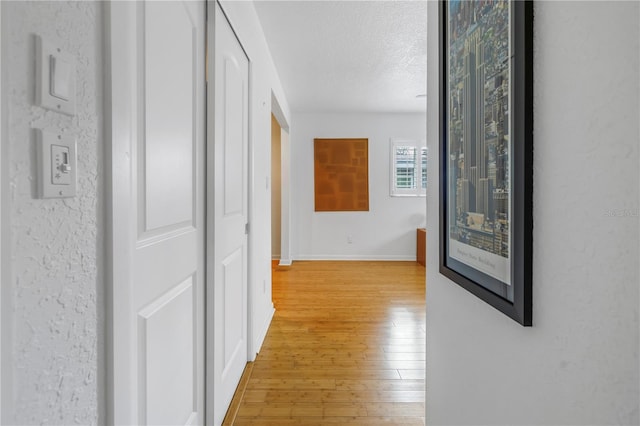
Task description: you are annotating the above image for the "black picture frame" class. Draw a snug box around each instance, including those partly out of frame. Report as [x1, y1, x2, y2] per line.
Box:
[439, 0, 533, 326]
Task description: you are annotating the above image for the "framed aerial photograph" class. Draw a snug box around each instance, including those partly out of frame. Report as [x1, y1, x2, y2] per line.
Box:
[439, 0, 533, 326]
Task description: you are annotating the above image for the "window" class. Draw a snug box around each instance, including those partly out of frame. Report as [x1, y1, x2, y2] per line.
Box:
[390, 139, 427, 197]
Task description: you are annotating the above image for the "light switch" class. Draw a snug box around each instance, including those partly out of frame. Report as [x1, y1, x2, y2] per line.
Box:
[35, 35, 76, 116]
[50, 55, 73, 101]
[37, 130, 77, 199]
[50, 144, 72, 185]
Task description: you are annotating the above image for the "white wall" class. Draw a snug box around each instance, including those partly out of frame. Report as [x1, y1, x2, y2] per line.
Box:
[0, 3, 5, 421]
[425, 1, 640, 424]
[218, 1, 291, 355]
[292, 112, 426, 260]
[279, 126, 292, 266]
[2, 1, 103, 424]
[271, 114, 282, 258]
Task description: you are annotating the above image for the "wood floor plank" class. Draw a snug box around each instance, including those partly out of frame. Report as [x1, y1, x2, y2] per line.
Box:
[247, 378, 337, 390]
[242, 389, 425, 403]
[233, 416, 425, 426]
[230, 260, 426, 424]
[249, 368, 403, 380]
[251, 358, 426, 370]
[335, 379, 425, 392]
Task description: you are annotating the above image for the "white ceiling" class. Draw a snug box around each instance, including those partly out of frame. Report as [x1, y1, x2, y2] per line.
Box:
[253, 0, 427, 114]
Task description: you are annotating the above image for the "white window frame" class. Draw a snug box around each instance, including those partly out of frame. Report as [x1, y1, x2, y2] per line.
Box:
[390, 138, 427, 197]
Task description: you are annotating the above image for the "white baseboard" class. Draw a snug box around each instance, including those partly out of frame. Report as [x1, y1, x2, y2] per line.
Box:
[294, 254, 416, 261]
[253, 304, 275, 356]
[278, 258, 292, 266]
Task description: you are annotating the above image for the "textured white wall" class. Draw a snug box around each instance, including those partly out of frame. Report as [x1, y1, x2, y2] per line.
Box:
[218, 0, 292, 355]
[4, 2, 103, 424]
[292, 112, 427, 260]
[425, 1, 639, 424]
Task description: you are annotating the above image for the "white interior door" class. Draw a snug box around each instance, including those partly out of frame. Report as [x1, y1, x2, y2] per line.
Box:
[108, 1, 206, 425]
[206, 3, 250, 425]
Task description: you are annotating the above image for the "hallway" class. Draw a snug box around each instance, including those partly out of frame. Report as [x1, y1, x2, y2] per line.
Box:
[227, 261, 426, 425]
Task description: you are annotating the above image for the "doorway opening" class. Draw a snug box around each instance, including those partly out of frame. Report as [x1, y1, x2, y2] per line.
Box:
[269, 93, 291, 268]
[271, 113, 281, 266]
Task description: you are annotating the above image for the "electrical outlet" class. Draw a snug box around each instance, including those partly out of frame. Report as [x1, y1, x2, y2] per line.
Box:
[347, 235, 353, 244]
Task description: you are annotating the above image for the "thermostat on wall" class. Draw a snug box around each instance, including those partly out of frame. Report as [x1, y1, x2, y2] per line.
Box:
[35, 35, 76, 116]
[36, 130, 77, 199]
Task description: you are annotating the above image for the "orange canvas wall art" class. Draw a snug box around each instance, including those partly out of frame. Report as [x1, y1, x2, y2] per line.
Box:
[314, 138, 369, 212]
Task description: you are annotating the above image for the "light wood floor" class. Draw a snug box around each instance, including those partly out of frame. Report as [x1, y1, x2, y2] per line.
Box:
[229, 260, 426, 425]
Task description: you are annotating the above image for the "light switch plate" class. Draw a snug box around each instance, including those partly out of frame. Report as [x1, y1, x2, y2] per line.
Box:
[36, 130, 77, 199]
[35, 35, 76, 116]
[50, 56, 72, 101]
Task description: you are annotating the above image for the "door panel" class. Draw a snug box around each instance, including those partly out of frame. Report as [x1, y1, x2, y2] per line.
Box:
[139, 277, 195, 426]
[207, 3, 250, 425]
[222, 248, 244, 368]
[143, 1, 195, 232]
[223, 58, 245, 215]
[109, 1, 205, 425]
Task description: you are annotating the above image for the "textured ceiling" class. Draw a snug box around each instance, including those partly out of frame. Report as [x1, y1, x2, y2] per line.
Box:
[253, 0, 427, 113]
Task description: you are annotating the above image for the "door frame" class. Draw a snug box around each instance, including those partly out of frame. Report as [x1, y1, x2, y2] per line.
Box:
[104, 2, 136, 422]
